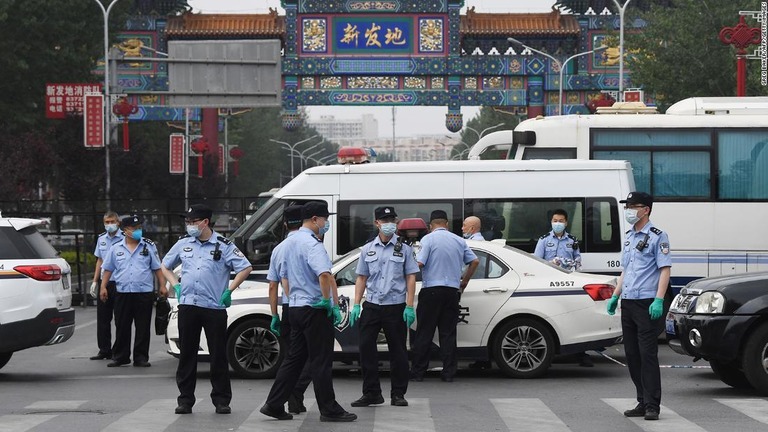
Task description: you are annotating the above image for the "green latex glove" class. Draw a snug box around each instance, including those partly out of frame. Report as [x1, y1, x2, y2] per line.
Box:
[349, 304, 361, 327]
[606, 295, 619, 316]
[649, 297, 664, 320]
[219, 289, 232, 307]
[332, 305, 342, 326]
[173, 283, 181, 299]
[270, 314, 281, 336]
[403, 306, 416, 328]
[311, 297, 332, 317]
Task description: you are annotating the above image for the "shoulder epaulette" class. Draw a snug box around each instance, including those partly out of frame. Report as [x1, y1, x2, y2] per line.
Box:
[98, 232, 108, 237]
[179, 234, 190, 240]
[311, 234, 323, 243]
[567, 234, 579, 241]
[539, 234, 548, 240]
[216, 235, 232, 245]
[650, 227, 662, 235]
[142, 238, 156, 246]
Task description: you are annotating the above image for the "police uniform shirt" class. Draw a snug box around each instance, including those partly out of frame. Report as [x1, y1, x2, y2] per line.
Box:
[162, 230, 251, 310]
[94, 230, 125, 277]
[101, 238, 162, 293]
[533, 231, 582, 263]
[417, 227, 478, 289]
[468, 232, 485, 241]
[282, 227, 333, 307]
[620, 222, 672, 300]
[355, 234, 420, 305]
[267, 231, 297, 305]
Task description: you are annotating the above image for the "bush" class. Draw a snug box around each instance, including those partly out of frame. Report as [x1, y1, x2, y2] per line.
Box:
[59, 250, 97, 274]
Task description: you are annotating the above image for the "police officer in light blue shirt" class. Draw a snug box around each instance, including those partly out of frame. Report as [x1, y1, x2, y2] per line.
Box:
[89, 211, 124, 360]
[606, 192, 671, 421]
[533, 208, 582, 271]
[160, 204, 252, 415]
[410, 210, 479, 382]
[100, 215, 165, 368]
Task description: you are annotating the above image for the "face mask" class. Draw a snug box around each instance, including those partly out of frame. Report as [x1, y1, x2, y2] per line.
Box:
[315, 218, 330, 236]
[551, 222, 566, 234]
[104, 223, 118, 234]
[380, 222, 397, 236]
[462, 232, 472, 239]
[624, 208, 640, 225]
[186, 223, 202, 238]
[130, 229, 143, 241]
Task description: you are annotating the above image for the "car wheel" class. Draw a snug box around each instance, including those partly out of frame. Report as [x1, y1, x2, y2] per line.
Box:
[492, 318, 555, 378]
[709, 359, 752, 389]
[742, 323, 768, 395]
[0, 352, 11, 369]
[226, 318, 285, 379]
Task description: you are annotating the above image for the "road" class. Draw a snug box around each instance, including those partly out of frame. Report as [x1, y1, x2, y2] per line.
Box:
[1, 306, 767, 432]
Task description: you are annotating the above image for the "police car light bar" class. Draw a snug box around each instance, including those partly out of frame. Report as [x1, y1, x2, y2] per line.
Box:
[337, 147, 369, 164]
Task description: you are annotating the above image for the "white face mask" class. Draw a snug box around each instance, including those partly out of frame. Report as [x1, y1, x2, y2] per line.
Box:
[624, 208, 640, 225]
[551, 222, 566, 234]
[104, 223, 118, 234]
[380, 222, 397, 236]
[186, 222, 202, 237]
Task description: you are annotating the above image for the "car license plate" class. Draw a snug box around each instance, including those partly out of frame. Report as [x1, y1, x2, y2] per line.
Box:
[62, 277, 70, 291]
[665, 317, 676, 335]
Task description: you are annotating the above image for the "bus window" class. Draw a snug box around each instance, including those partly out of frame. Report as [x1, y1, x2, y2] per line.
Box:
[718, 131, 768, 199]
[521, 147, 577, 160]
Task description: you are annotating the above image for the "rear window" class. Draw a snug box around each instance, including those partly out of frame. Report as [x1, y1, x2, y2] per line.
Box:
[0, 226, 59, 259]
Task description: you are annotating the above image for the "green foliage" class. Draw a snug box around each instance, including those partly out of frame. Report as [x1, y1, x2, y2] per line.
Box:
[59, 250, 97, 274]
[627, 0, 768, 110]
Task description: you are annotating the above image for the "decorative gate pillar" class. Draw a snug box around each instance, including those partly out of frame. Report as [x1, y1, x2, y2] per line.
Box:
[526, 76, 545, 118]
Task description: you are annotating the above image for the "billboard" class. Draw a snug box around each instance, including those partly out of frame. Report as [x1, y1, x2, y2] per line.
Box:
[169, 134, 186, 174]
[83, 94, 104, 148]
[46, 83, 102, 119]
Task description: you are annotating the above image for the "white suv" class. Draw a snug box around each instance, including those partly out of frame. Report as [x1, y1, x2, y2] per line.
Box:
[0, 216, 75, 370]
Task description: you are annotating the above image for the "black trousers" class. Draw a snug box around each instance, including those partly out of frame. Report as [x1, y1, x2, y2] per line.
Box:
[281, 304, 312, 401]
[176, 305, 231, 407]
[621, 298, 662, 411]
[266, 307, 345, 417]
[359, 302, 408, 397]
[96, 280, 116, 355]
[113, 291, 154, 363]
[411, 287, 459, 379]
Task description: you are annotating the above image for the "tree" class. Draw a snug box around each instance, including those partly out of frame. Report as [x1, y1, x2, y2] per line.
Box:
[455, 106, 522, 159]
[626, 0, 768, 110]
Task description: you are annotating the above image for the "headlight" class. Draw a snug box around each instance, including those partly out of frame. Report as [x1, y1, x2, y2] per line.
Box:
[694, 291, 726, 314]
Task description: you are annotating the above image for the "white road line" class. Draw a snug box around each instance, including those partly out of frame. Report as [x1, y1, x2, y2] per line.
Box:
[491, 399, 571, 432]
[61, 374, 171, 380]
[237, 399, 316, 432]
[0, 414, 57, 432]
[374, 398, 435, 432]
[602, 398, 707, 432]
[74, 319, 98, 331]
[716, 398, 768, 424]
[25, 400, 88, 410]
[102, 399, 178, 432]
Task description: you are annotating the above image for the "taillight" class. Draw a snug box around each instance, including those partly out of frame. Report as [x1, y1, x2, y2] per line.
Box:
[14, 264, 62, 281]
[583, 284, 614, 301]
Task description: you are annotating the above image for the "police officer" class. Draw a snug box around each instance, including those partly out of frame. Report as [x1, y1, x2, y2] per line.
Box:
[89, 211, 123, 360]
[261, 201, 357, 423]
[410, 210, 479, 382]
[349, 206, 419, 407]
[100, 215, 165, 368]
[607, 192, 671, 421]
[160, 204, 252, 415]
[267, 204, 312, 415]
[461, 216, 485, 240]
[533, 208, 582, 271]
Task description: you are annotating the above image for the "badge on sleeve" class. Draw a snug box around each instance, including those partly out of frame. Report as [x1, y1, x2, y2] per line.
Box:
[234, 248, 245, 258]
[660, 243, 670, 254]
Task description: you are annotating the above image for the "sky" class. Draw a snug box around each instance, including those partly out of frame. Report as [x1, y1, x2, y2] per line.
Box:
[186, 0, 558, 137]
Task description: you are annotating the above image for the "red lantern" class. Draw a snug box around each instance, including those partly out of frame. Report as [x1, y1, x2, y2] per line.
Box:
[191, 137, 210, 178]
[111, 98, 138, 151]
[229, 147, 244, 177]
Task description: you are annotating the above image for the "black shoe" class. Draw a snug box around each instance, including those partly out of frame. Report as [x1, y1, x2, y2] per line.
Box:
[468, 360, 492, 370]
[215, 405, 231, 414]
[351, 394, 384, 407]
[644, 409, 659, 420]
[441, 376, 454, 382]
[623, 403, 645, 417]
[90, 353, 112, 360]
[133, 361, 151, 367]
[107, 360, 130, 367]
[175, 405, 192, 414]
[578, 354, 594, 367]
[320, 411, 357, 422]
[287, 395, 306, 414]
[260, 404, 293, 420]
[409, 371, 424, 382]
[391, 395, 408, 407]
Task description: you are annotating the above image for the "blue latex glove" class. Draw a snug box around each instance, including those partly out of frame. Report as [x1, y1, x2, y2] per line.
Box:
[649, 297, 664, 320]
[606, 295, 619, 316]
[403, 306, 416, 328]
[311, 297, 332, 317]
[173, 283, 181, 299]
[332, 305, 342, 326]
[219, 289, 232, 307]
[349, 304, 361, 327]
[270, 314, 281, 336]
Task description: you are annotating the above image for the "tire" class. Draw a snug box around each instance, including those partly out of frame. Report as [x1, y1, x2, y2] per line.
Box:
[709, 359, 752, 389]
[742, 323, 768, 395]
[492, 318, 555, 378]
[0, 352, 11, 369]
[226, 318, 285, 379]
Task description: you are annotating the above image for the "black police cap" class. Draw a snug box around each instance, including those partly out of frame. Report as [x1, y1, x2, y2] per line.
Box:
[121, 215, 142, 227]
[301, 201, 334, 219]
[283, 205, 304, 225]
[430, 210, 448, 221]
[374, 206, 397, 220]
[182, 204, 213, 220]
[620, 191, 653, 208]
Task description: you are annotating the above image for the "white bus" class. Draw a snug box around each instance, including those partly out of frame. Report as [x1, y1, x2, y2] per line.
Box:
[468, 97, 768, 290]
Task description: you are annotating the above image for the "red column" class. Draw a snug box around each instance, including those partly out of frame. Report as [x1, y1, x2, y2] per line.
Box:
[201, 108, 219, 173]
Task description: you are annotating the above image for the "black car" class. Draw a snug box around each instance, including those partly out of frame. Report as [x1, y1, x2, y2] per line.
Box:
[667, 271, 768, 394]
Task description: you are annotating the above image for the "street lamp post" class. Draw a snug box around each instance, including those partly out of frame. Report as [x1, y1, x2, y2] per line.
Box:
[613, 0, 632, 100]
[296, 141, 324, 171]
[92, 0, 120, 204]
[463, 123, 505, 141]
[508, 38, 607, 115]
[269, 135, 319, 178]
[318, 154, 337, 165]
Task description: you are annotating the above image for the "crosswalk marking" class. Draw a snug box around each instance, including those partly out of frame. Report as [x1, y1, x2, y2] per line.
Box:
[602, 398, 707, 432]
[0, 401, 87, 432]
[715, 398, 768, 424]
[25, 400, 88, 410]
[102, 399, 178, 432]
[491, 399, 571, 432]
[374, 398, 435, 432]
[237, 399, 316, 432]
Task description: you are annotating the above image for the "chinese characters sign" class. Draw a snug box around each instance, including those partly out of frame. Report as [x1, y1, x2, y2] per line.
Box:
[46, 83, 102, 119]
[83, 94, 104, 148]
[169, 134, 185, 174]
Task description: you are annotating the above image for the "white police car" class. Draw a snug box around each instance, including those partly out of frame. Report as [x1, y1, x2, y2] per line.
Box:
[165, 240, 621, 379]
[0, 216, 75, 370]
